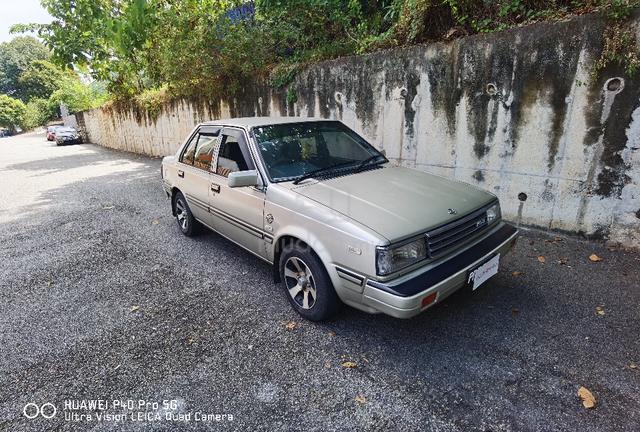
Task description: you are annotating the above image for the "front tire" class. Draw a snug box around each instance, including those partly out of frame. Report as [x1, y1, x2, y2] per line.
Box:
[173, 191, 199, 236]
[279, 243, 340, 321]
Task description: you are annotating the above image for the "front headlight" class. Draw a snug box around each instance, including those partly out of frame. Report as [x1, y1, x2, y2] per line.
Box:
[486, 202, 501, 224]
[376, 237, 427, 276]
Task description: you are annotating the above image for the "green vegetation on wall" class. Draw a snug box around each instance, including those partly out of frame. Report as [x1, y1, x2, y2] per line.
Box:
[11, 0, 640, 110]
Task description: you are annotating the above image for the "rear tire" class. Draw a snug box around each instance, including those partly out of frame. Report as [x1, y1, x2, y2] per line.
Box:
[173, 191, 200, 236]
[279, 243, 340, 321]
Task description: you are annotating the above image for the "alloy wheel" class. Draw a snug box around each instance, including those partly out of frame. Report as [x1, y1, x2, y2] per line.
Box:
[284, 257, 317, 309]
[175, 198, 188, 230]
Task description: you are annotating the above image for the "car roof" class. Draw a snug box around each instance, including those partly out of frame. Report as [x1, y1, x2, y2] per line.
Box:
[200, 116, 335, 128]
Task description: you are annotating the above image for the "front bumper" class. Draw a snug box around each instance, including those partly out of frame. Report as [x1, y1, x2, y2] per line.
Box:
[361, 222, 518, 319]
[57, 138, 83, 144]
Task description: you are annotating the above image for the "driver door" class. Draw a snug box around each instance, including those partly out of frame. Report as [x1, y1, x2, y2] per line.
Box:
[209, 127, 267, 259]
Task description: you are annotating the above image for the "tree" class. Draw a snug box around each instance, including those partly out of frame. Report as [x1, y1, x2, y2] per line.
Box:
[18, 60, 65, 101]
[49, 76, 108, 114]
[0, 36, 50, 99]
[15, 0, 157, 97]
[0, 94, 27, 131]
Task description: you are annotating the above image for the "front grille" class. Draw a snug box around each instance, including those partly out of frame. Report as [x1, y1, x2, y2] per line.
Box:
[425, 208, 489, 258]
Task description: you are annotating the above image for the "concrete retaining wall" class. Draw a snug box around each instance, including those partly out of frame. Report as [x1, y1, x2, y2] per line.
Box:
[74, 13, 640, 247]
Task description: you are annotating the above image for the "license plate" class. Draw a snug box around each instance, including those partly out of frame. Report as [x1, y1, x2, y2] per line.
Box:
[468, 254, 500, 291]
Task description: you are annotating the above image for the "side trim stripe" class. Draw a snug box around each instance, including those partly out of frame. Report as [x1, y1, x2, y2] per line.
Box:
[208, 206, 264, 239]
[185, 193, 270, 241]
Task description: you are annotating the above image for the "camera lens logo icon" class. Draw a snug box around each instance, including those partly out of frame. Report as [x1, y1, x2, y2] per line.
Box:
[23, 403, 57, 419]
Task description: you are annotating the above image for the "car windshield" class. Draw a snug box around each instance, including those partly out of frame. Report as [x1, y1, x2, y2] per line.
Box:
[58, 127, 76, 133]
[252, 121, 385, 182]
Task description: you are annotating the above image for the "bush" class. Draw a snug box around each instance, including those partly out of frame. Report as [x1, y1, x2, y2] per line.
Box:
[23, 97, 57, 130]
[0, 94, 27, 131]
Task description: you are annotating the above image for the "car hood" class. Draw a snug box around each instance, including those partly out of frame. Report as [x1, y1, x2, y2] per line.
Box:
[292, 165, 496, 242]
[57, 132, 77, 137]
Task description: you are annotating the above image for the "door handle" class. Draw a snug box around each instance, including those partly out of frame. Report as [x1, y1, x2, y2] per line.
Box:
[211, 183, 220, 193]
[177, 170, 184, 178]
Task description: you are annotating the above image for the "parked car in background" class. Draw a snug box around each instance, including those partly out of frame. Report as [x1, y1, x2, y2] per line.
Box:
[46, 125, 61, 141]
[161, 117, 518, 321]
[55, 127, 83, 146]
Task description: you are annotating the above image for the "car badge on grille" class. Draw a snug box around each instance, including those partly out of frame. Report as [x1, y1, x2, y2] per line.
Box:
[476, 217, 487, 228]
[447, 208, 457, 215]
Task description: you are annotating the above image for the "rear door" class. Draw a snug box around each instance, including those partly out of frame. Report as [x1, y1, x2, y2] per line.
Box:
[175, 126, 221, 226]
[209, 127, 267, 258]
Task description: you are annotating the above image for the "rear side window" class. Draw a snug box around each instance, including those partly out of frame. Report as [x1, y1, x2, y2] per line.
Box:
[180, 127, 221, 167]
[181, 135, 198, 165]
[193, 134, 219, 170]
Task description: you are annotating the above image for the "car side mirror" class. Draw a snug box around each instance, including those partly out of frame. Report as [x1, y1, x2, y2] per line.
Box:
[228, 170, 260, 188]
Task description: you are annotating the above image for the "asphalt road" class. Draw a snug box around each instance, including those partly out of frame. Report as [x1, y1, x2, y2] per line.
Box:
[0, 132, 638, 432]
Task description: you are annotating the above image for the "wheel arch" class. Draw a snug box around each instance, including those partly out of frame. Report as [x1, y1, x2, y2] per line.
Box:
[170, 187, 181, 216]
[272, 232, 333, 284]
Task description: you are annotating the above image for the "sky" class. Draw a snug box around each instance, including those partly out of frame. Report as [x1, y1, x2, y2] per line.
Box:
[0, 0, 52, 43]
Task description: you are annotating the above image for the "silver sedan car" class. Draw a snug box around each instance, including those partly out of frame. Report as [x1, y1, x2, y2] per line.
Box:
[161, 117, 518, 320]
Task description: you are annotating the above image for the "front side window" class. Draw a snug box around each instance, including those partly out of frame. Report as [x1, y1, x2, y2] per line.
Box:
[214, 131, 254, 177]
[252, 121, 385, 182]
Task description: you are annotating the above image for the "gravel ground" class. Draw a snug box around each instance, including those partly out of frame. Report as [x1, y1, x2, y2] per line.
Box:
[0, 132, 639, 432]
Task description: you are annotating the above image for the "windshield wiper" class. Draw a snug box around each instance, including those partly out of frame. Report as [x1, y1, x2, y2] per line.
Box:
[354, 154, 385, 172]
[292, 161, 356, 185]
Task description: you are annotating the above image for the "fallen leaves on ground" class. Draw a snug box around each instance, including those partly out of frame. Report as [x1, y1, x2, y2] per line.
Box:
[324, 361, 331, 369]
[595, 306, 605, 316]
[281, 321, 300, 331]
[186, 336, 196, 345]
[629, 363, 637, 369]
[327, 331, 336, 337]
[354, 395, 367, 404]
[512, 308, 520, 316]
[557, 257, 569, 265]
[102, 205, 114, 210]
[341, 361, 357, 369]
[538, 256, 546, 263]
[512, 271, 523, 277]
[129, 305, 140, 313]
[589, 254, 602, 262]
[577, 386, 596, 409]
[545, 236, 564, 244]
[152, 219, 160, 225]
